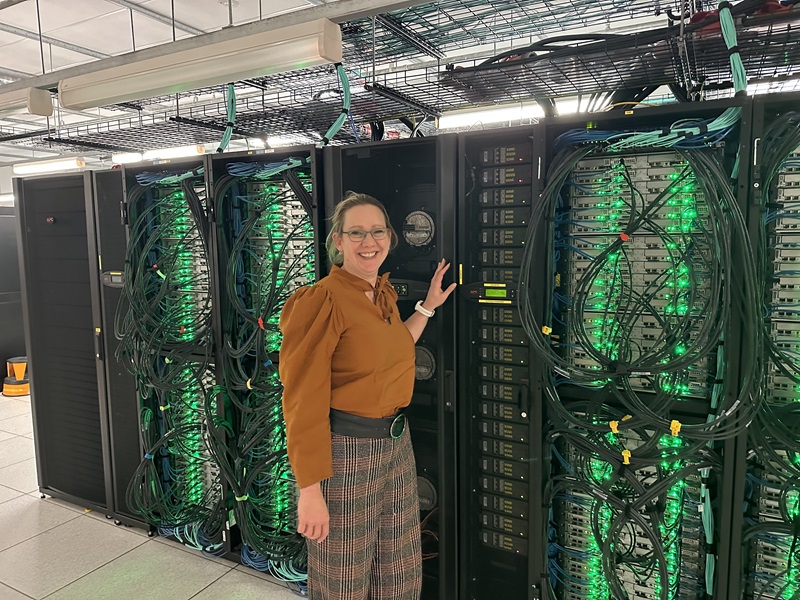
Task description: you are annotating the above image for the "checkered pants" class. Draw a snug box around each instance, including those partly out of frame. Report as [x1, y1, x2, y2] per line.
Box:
[307, 427, 422, 600]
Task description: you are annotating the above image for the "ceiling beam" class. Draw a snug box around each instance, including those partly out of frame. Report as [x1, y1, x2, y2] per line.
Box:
[0, 22, 110, 60]
[0, 66, 34, 79]
[104, 0, 204, 36]
[0, 0, 430, 94]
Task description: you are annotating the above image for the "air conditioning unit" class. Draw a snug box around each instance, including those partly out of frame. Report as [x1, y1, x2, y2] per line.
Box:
[0, 87, 53, 117]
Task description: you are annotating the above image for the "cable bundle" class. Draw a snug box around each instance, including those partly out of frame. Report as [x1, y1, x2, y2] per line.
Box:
[207, 163, 316, 579]
[117, 169, 223, 550]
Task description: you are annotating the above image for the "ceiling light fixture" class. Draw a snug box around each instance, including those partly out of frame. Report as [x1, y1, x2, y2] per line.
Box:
[141, 145, 206, 161]
[0, 87, 53, 117]
[111, 152, 144, 164]
[12, 157, 86, 176]
[58, 18, 342, 110]
[437, 103, 545, 129]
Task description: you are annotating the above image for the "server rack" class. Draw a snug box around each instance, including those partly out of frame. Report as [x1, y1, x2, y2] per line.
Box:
[118, 158, 224, 548]
[456, 126, 546, 600]
[0, 203, 25, 363]
[324, 135, 459, 600]
[208, 147, 323, 581]
[89, 168, 145, 527]
[739, 91, 800, 600]
[14, 172, 113, 511]
[457, 98, 753, 600]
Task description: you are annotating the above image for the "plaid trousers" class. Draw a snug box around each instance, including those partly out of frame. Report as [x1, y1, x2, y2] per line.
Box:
[307, 427, 422, 600]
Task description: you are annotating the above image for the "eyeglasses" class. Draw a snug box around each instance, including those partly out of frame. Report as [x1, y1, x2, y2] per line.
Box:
[341, 228, 389, 242]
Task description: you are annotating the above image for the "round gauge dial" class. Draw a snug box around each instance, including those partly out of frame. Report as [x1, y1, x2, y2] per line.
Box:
[403, 211, 435, 247]
[417, 475, 438, 511]
[415, 346, 436, 381]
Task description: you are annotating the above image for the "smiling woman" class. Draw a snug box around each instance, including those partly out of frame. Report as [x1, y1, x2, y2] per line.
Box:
[279, 191, 455, 599]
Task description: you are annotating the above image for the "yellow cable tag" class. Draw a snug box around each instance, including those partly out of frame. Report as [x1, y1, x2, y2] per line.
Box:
[609, 420, 619, 434]
[622, 414, 632, 421]
[670, 420, 682, 436]
[246, 379, 252, 390]
[622, 449, 631, 465]
[542, 326, 552, 335]
[555, 273, 561, 287]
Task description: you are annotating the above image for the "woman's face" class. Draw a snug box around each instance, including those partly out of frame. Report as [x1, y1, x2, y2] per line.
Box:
[333, 204, 391, 281]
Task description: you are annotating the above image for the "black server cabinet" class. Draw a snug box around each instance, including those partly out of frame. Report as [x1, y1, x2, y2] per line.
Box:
[89, 169, 143, 526]
[457, 127, 544, 600]
[14, 172, 112, 510]
[0, 202, 25, 362]
[324, 135, 459, 600]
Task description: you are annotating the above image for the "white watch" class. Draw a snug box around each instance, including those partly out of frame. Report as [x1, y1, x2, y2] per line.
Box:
[414, 301, 435, 318]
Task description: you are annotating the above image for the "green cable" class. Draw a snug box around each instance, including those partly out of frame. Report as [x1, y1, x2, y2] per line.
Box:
[320, 63, 351, 146]
[217, 84, 236, 153]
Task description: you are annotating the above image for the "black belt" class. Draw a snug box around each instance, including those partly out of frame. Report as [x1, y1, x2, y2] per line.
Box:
[330, 408, 407, 439]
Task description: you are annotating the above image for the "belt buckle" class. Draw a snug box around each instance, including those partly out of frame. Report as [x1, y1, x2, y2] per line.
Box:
[390, 413, 406, 439]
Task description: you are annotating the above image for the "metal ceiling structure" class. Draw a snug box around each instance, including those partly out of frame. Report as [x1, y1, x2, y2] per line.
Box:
[0, 0, 799, 165]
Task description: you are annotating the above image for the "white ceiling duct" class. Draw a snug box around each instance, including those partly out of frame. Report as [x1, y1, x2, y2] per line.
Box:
[58, 18, 342, 111]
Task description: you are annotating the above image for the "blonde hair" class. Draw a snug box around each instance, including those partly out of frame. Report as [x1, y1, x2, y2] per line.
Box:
[326, 192, 398, 265]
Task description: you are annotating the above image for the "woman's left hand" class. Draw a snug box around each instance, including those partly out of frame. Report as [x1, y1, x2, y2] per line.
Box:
[422, 259, 457, 311]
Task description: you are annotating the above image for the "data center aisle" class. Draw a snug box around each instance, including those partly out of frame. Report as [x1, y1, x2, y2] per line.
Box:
[0, 395, 297, 600]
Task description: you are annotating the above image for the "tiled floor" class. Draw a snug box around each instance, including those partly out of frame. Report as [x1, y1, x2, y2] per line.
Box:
[0, 394, 300, 600]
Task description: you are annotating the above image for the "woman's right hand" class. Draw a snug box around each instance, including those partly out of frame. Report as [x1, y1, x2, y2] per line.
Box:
[297, 483, 330, 542]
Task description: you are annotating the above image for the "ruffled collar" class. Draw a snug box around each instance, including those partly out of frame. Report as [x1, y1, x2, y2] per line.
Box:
[330, 264, 394, 321]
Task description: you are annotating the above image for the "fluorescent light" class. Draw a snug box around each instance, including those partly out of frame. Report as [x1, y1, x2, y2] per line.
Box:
[111, 152, 143, 164]
[0, 193, 14, 205]
[247, 138, 266, 149]
[13, 157, 86, 176]
[141, 145, 206, 161]
[58, 18, 342, 110]
[438, 103, 545, 129]
[0, 87, 53, 117]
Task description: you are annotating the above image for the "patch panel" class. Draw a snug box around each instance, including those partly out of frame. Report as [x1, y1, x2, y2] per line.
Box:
[479, 248, 525, 266]
[479, 474, 528, 499]
[478, 344, 529, 365]
[479, 530, 527, 555]
[478, 325, 529, 345]
[478, 381, 523, 402]
[480, 455, 528, 480]
[480, 438, 529, 461]
[480, 166, 532, 186]
[479, 144, 533, 166]
[479, 493, 528, 518]
[479, 207, 530, 227]
[478, 512, 529, 537]
[478, 187, 532, 206]
[478, 400, 527, 422]
[479, 228, 528, 246]
[478, 306, 522, 325]
[479, 267, 520, 283]
[479, 363, 529, 383]
[478, 419, 529, 443]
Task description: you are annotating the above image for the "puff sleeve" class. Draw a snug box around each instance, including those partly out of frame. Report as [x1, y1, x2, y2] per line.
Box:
[279, 285, 343, 489]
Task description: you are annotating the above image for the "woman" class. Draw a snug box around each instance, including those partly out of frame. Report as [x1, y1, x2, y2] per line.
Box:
[279, 192, 456, 599]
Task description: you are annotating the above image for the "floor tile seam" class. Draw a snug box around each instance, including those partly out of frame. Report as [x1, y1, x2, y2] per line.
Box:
[0, 493, 26, 506]
[0, 581, 36, 599]
[0, 512, 83, 555]
[152, 535, 239, 567]
[0, 455, 36, 471]
[39, 538, 152, 599]
[185, 567, 237, 600]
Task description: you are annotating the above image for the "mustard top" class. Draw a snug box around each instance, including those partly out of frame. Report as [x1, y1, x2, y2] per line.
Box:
[279, 265, 416, 488]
